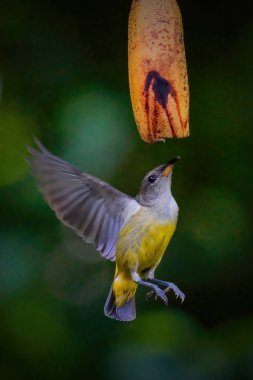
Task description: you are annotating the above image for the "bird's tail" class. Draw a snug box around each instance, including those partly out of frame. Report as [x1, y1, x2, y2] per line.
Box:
[104, 274, 137, 321]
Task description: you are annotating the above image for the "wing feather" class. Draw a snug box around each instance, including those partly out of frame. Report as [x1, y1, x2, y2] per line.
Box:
[28, 139, 140, 261]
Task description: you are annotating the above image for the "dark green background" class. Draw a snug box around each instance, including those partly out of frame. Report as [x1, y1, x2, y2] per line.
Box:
[0, 1, 253, 379]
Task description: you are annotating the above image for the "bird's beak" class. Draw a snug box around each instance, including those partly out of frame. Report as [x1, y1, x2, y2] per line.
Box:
[162, 156, 181, 177]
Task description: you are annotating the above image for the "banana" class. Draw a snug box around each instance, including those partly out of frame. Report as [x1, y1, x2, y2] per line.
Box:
[128, 0, 189, 142]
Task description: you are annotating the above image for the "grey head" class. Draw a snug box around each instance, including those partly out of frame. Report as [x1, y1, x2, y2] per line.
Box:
[136, 156, 180, 207]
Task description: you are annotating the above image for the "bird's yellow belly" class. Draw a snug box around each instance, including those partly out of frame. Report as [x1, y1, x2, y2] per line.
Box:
[136, 223, 176, 273]
[116, 216, 177, 276]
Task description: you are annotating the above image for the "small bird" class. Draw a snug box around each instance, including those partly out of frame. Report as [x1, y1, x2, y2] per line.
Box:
[28, 139, 184, 321]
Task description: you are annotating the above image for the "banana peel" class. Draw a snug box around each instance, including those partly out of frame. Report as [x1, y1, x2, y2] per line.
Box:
[128, 0, 190, 142]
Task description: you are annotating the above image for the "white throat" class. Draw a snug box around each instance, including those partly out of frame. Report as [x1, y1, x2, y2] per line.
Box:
[148, 188, 179, 222]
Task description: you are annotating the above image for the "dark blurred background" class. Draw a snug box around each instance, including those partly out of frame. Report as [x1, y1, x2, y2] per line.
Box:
[0, 0, 253, 379]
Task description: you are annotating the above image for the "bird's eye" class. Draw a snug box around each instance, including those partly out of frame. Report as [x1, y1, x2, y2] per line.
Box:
[148, 174, 157, 183]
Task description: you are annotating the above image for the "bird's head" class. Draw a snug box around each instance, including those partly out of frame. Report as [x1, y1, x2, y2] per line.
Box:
[136, 156, 180, 206]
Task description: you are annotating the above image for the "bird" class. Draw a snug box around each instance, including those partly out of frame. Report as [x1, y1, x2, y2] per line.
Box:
[27, 139, 185, 321]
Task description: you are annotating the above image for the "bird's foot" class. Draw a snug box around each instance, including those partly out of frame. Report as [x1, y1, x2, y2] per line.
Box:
[147, 278, 185, 304]
[146, 290, 154, 301]
[164, 283, 185, 303]
[145, 286, 168, 305]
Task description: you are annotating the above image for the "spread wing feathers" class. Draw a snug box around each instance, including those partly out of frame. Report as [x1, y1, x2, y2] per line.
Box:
[27, 139, 140, 261]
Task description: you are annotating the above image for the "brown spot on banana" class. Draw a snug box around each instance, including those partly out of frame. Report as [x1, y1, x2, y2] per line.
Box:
[128, 0, 190, 142]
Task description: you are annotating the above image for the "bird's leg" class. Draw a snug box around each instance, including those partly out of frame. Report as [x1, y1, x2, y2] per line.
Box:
[131, 273, 168, 305]
[147, 278, 185, 303]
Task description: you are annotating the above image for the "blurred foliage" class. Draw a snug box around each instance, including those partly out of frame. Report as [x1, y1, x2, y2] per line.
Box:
[0, 0, 253, 379]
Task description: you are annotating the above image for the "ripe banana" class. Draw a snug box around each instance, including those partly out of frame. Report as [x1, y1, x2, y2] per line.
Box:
[128, 0, 189, 142]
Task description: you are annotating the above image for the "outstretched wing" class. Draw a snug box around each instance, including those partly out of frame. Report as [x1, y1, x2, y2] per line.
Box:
[27, 139, 140, 261]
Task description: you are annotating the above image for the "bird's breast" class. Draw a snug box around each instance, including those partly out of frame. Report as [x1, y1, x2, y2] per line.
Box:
[116, 208, 177, 274]
[137, 222, 176, 273]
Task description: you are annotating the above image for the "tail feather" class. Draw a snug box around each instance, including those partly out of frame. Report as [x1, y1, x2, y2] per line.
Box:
[104, 286, 136, 322]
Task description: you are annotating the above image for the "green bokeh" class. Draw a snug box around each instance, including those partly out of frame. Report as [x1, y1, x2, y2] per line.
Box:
[0, 105, 36, 186]
[0, 1, 253, 379]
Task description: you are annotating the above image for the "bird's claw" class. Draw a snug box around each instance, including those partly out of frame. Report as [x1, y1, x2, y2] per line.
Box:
[146, 290, 154, 301]
[164, 284, 185, 303]
[146, 286, 168, 305]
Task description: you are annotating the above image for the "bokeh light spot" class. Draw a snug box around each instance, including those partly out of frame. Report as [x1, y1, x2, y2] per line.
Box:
[56, 86, 134, 177]
[0, 104, 36, 186]
[183, 188, 247, 258]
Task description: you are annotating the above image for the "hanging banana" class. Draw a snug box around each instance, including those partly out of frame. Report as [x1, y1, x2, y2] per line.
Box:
[128, 0, 190, 142]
